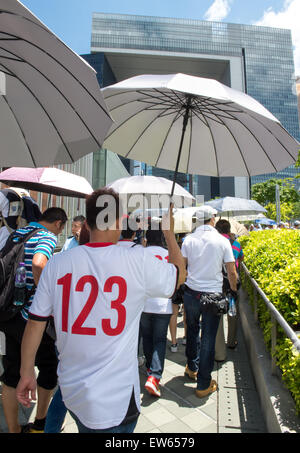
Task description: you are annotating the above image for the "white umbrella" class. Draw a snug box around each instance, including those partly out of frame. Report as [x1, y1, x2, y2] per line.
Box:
[173, 205, 218, 233]
[106, 175, 194, 209]
[173, 207, 250, 236]
[102, 73, 299, 192]
[205, 196, 267, 217]
[0, 0, 112, 166]
[173, 207, 202, 233]
[0, 167, 93, 198]
[231, 212, 266, 222]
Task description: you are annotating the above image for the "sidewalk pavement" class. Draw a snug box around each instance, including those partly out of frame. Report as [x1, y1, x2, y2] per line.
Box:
[0, 313, 267, 433]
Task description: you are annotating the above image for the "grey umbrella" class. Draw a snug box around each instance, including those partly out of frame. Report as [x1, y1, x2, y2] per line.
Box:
[205, 196, 267, 217]
[0, 0, 112, 166]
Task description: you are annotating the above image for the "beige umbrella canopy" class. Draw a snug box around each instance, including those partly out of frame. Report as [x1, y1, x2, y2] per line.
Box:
[226, 218, 249, 237]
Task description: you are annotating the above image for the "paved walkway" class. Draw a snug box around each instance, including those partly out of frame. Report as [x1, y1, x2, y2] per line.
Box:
[0, 313, 267, 433]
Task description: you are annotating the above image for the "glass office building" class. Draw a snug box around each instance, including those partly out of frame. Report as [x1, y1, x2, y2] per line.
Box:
[88, 13, 300, 198]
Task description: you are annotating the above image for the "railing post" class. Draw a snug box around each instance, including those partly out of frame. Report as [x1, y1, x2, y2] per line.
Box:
[253, 287, 258, 323]
[270, 313, 277, 375]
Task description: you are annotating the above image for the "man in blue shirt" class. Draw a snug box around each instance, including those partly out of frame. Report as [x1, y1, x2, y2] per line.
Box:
[61, 215, 85, 252]
[0, 207, 67, 433]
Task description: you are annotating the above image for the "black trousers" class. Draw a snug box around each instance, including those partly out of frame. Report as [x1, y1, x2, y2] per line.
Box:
[0, 313, 58, 389]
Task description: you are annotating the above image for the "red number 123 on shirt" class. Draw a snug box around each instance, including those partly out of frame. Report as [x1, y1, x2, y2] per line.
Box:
[57, 273, 127, 336]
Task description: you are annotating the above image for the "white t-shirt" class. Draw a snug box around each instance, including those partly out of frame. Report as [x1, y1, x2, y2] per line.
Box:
[143, 245, 173, 315]
[29, 242, 177, 430]
[181, 225, 234, 293]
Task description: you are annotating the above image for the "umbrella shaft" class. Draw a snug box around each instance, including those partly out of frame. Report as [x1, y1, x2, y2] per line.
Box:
[171, 96, 191, 197]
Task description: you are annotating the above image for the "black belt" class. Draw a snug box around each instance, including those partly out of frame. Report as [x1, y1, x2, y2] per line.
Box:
[184, 285, 222, 299]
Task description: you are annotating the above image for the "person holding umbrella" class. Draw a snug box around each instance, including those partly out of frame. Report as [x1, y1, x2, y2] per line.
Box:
[16, 189, 186, 433]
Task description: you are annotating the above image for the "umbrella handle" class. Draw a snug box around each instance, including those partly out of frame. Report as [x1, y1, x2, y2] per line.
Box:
[171, 95, 192, 198]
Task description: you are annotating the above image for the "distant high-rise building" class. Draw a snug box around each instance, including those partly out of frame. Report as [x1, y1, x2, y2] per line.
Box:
[84, 13, 300, 198]
[296, 76, 300, 125]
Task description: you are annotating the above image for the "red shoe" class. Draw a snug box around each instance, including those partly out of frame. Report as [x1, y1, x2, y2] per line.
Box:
[145, 375, 161, 397]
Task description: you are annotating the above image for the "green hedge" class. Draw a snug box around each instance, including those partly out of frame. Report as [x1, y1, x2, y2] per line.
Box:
[239, 230, 300, 413]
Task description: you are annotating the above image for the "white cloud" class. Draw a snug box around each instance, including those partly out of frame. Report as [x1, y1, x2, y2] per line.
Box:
[204, 0, 233, 22]
[254, 0, 300, 76]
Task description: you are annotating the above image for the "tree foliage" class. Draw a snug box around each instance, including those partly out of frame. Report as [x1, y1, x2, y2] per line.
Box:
[251, 178, 300, 206]
[265, 202, 297, 221]
[239, 230, 300, 413]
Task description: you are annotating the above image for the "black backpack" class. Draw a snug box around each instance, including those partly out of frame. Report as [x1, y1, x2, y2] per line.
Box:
[0, 228, 42, 322]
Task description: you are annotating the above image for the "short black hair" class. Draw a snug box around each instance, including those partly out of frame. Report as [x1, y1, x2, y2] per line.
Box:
[40, 207, 68, 224]
[73, 215, 85, 224]
[86, 188, 122, 230]
[215, 219, 231, 234]
[146, 221, 165, 247]
[121, 214, 137, 239]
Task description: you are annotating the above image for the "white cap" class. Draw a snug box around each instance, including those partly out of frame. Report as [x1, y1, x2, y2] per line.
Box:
[195, 205, 218, 221]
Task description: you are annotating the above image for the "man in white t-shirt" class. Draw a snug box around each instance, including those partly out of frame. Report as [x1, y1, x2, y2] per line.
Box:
[16, 189, 186, 433]
[181, 206, 237, 398]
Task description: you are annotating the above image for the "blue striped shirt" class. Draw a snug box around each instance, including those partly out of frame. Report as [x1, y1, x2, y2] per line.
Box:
[13, 222, 57, 320]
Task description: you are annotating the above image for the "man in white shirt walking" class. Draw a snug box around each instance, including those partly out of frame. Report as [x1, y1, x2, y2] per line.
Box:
[16, 189, 186, 433]
[181, 206, 237, 398]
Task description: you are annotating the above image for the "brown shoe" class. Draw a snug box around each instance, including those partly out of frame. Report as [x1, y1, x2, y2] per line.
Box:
[184, 365, 197, 381]
[195, 380, 217, 398]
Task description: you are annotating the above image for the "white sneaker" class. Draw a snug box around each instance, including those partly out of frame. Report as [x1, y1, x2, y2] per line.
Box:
[170, 343, 178, 352]
[182, 337, 186, 345]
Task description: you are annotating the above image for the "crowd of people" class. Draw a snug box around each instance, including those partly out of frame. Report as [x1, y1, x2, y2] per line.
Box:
[247, 220, 300, 231]
[0, 188, 256, 434]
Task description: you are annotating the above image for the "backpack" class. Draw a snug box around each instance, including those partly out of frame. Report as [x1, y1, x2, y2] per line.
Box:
[0, 228, 42, 322]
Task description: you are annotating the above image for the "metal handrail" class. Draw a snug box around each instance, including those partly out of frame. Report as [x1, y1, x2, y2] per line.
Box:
[241, 262, 300, 374]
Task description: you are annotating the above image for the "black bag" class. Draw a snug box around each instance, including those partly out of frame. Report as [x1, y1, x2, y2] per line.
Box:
[200, 292, 229, 316]
[184, 286, 228, 316]
[0, 228, 41, 322]
[172, 284, 185, 305]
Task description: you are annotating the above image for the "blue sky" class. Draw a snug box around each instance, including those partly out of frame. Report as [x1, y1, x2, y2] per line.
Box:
[21, 0, 300, 74]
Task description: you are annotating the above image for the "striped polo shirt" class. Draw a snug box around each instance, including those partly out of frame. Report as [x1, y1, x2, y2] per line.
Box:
[13, 222, 57, 320]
